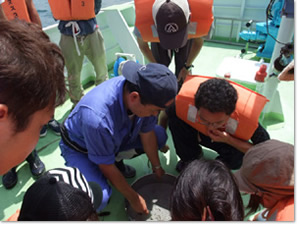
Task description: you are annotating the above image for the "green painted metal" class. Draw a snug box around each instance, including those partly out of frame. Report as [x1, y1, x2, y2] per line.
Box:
[0, 1, 294, 221]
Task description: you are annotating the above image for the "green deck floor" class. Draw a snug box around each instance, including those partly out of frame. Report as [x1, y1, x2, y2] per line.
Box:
[0, 41, 294, 221]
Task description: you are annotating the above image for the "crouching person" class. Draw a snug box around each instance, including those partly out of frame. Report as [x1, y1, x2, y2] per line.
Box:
[7, 167, 101, 221]
[167, 76, 270, 172]
[171, 158, 244, 221]
[0, 19, 66, 175]
[59, 61, 178, 214]
[234, 139, 294, 221]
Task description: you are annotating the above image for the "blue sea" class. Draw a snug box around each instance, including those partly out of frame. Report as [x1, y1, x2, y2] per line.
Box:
[32, 0, 133, 28]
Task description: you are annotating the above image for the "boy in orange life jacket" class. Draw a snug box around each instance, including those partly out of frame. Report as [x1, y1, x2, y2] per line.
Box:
[134, 0, 213, 129]
[234, 140, 294, 221]
[134, 0, 213, 84]
[166, 78, 270, 172]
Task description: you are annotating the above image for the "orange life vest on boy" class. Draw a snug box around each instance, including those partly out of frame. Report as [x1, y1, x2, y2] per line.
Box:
[2, 0, 31, 22]
[135, 0, 214, 43]
[176, 75, 269, 141]
[48, 0, 95, 21]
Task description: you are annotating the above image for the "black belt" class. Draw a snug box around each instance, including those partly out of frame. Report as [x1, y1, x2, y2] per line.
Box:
[60, 122, 88, 154]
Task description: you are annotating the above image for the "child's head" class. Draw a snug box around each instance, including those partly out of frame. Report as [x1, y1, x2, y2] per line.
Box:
[234, 139, 294, 214]
[18, 167, 102, 221]
[171, 159, 244, 221]
[0, 19, 66, 174]
[194, 78, 237, 115]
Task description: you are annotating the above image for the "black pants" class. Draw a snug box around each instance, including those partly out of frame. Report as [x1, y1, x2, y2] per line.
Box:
[167, 104, 270, 170]
[151, 40, 193, 90]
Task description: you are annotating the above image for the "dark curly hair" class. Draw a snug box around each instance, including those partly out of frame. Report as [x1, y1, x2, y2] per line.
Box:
[171, 159, 244, 221]
[194, 78, 237, 115]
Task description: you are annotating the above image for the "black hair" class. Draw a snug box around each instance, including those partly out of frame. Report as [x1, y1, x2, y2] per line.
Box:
[245, 194, 263, 217]
[171, 159, 244, 221]
[124, 80, 152, 105]
[18, 179, 99, 221]
[194, 78, 237, 115]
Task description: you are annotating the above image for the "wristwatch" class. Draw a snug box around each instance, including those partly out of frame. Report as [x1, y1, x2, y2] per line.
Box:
[153, 165, 161, 170]
[184, 63, 194, 71]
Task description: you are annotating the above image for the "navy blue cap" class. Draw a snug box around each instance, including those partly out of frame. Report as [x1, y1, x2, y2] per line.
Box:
[122, 61, 178, 108]
[153, 0, 190, 50]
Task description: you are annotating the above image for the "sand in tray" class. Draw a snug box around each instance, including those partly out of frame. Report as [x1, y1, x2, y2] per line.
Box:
[127, 183, 173, 221]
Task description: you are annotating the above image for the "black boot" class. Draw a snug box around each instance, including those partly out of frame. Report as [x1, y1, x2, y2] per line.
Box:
[2, 167, 18, 189]
[26, 149, 45, 177]
[115, 160, 136, 178]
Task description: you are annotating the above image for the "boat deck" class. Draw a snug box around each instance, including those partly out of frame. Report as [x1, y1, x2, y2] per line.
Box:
[0, 41, 294, 221]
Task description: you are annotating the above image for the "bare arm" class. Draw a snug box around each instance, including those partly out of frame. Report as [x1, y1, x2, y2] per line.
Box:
[178, 37, 204, 81]
[225, 134, 252, 153]
[26, 0, 42, 26]
[186, 37, 204, 66]
[99, 163, 149, 214]
[136, 36, 157, 63]
[140, 130, 165, 177]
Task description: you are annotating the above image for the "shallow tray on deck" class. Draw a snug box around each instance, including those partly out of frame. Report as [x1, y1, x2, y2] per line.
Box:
[125, 173, 176, 221]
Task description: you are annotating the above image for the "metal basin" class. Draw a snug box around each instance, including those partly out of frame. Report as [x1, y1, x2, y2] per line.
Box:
[125, 173, 176, 221]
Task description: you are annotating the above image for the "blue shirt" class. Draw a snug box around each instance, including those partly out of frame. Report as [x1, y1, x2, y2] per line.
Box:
[58, 0, 102, 36]
[65, 76, 157, 165]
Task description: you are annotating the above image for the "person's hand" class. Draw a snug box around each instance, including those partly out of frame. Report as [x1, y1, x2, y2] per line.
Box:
[153, 166, 165, 178]
[129, 193, 149, 215]
[207, 129, 230, 143]
[177, 67, 190, 83]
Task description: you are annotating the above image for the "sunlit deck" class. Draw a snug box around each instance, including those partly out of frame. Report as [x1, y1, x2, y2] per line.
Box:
[0, 37, 294, 221]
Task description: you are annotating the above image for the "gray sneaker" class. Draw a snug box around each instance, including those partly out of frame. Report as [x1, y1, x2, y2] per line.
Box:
[48, 119, 60, 136]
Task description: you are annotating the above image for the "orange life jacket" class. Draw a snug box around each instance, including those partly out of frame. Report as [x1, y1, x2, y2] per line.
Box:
[2, 0, 31, 22]
[267, 197, 294, 221]
[135, 0, 214, 42]
[48, 0, 95, 21]
[176, 75, 269, 141]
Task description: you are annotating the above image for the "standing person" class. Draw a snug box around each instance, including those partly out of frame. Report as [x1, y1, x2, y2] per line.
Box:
[59, 61, 178, 214]
[133, 0, 213, 128]
[0, 19, 66, 175]
[171, 159, 244, 221]
[234, 139, 294, 221]
[134, 0, 213, 83]
[0, 0, 61, 187]
[167, 76, 270, 172]
[48, 0, 108, 108]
